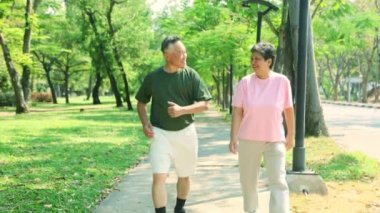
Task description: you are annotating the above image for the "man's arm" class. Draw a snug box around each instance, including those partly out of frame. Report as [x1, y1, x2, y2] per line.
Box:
[137, 101, 154, 138]
[167, 100, 209, 118]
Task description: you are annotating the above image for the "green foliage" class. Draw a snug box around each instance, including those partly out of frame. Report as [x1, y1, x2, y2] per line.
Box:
[313, 0, 380, 101]
[0, 68, 11, 92]
[0, 0, 14, 19]
[0, 91, 15, 106]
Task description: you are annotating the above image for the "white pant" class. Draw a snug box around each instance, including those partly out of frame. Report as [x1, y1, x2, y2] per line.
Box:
[238, 140, 289, 213]
[149, 124, 198, 177]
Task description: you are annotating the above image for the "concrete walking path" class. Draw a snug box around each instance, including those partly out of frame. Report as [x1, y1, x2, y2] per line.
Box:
[322, 103, 380, 161]
[94, 108, 269, 213]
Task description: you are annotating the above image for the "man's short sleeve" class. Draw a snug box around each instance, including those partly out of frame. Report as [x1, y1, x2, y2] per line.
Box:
[193, 71, 212, 102]
[232, 80, 244, 108]
[135, 74, 152, 103]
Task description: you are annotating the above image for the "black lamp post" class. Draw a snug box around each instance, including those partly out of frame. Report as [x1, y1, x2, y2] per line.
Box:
[242, 0, 279, 42]
[292, 0, 309, 172]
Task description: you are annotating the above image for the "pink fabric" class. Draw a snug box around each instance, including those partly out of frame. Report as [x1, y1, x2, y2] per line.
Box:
[232, 72, 293, 142]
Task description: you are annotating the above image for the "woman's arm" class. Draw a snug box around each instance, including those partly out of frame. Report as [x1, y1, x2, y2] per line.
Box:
[229, 106, 243, 154]
[284, 107, 295, 150]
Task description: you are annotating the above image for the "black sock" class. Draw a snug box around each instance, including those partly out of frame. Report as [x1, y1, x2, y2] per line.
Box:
[155, 206, 166, 213]
[175, 198, 186, 210]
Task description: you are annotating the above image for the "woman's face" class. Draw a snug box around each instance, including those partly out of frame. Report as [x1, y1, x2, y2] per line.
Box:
[251, 51, 272, 73]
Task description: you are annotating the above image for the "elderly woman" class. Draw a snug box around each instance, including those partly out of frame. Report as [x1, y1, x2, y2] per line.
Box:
[229, 42, 295, 213]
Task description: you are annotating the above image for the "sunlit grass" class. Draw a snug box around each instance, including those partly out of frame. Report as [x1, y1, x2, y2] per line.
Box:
[286, 137, 380, 181]
[0, 97, 148, 212]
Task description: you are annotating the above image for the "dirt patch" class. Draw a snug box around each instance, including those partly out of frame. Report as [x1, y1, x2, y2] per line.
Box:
[291, 176, 380, 213]
[0, 112, 15, 117]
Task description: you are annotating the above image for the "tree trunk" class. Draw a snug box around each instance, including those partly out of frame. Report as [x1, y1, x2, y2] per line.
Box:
[224, 68, 231, 110]
[43, 58, 57, 104]
[33, 0, 41, 12]
[361, 38, 377, 103]
[305, 28, 329, 136]
[64, 64, 70, 104]
[107, 1, 133, 110]
[274, 0, 288, 72]
[0, 33, 29, 113]
[86, 74, 93, 100]
[86, 10, 122, 107]
[285, 0, 328, 136]
[212, 73, 221, 105]
[121, 73, 133, 110]
[361, 72, 369, 103]
[221, 68, 226, 109]
[92, 72, 102, 105]
[20, 0, 33, 102]
[34, 52, 57, 104]
[229, 63, 233, 114]
[45, 69, 57, 104]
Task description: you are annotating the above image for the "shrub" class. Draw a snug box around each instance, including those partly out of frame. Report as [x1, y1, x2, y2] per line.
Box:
[0, 92, 15, 106]
[31, 92, 52, 102]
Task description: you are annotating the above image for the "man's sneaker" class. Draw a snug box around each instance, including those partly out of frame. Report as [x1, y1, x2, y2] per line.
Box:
[174, 208, 186, 213]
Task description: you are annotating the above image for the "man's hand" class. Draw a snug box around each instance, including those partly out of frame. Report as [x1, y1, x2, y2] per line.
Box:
[285, 135, 294, 151]
[143, 123, 154, 138]
[229, 140, 238, 154]
[167, 101, 184, 118]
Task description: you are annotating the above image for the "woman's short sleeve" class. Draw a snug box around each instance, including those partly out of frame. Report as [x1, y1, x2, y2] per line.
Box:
[232, 80, 245, 108]
[283, 78, 293, 109]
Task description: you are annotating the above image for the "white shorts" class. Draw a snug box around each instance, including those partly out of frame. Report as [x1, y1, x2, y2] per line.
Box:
[149, 124, 198, 177]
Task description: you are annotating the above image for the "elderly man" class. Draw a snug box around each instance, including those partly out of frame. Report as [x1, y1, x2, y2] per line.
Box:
[136, 36, 211, 213]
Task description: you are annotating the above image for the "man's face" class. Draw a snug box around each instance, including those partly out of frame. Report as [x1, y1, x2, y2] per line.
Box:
[165, 41, 187, 68]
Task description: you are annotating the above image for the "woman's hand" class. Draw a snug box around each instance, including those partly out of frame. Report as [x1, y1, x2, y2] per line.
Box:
[229, 140, 238, 154]
[285, 135, 294, 151]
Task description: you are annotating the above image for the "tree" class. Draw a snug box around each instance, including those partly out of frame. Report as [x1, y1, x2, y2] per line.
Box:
[20, 0, 40, 102]
[65, 0, 153, 108]
[85, 8, 123, 107]
[0, 0, 29, 113]
[33, 52, 58, 103]
[313, 1, 380, 102]
[55, 51, 88, 104]
[106, 0, 133, 110]
[283, 0, 329, 136]
[0, 32, 29, 113]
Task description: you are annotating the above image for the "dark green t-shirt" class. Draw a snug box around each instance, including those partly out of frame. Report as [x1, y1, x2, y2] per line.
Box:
[135, 66, 212, 131]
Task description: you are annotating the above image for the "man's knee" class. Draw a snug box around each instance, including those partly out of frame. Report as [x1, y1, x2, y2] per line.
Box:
[178, 177, 189, 181]
[153, 173, 168, 185]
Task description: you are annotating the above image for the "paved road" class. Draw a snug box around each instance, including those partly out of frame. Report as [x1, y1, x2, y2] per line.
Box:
[322, 103, 380, 161]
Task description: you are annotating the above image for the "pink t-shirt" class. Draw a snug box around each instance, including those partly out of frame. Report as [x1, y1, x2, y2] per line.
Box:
[232, 72, 293, 142]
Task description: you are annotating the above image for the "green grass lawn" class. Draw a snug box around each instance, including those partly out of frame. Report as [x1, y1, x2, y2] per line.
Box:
[0, 97, 148, 212]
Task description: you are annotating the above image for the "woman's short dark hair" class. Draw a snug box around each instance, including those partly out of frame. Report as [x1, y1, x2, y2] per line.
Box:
[161, 36, 181, 53]
[250, 42, 276, 69]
